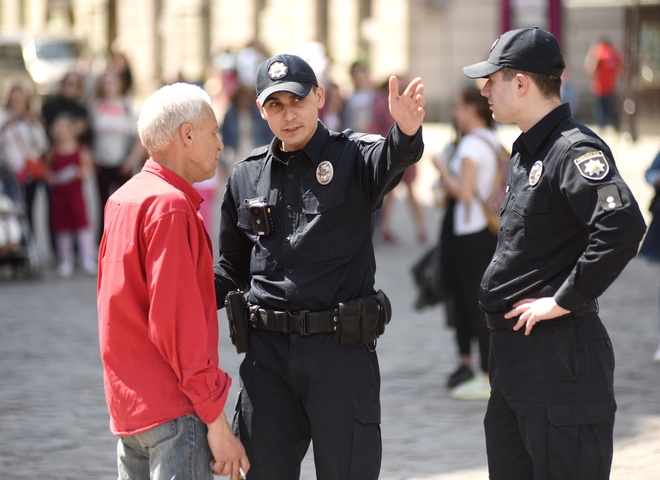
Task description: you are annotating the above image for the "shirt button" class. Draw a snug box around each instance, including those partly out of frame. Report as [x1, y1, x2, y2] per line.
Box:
[288, 174, 294, 179]
[287, 205, 292, 211]
[288, 269, 293, 274]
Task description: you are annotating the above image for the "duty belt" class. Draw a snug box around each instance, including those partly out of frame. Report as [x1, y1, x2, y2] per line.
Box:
[248, 306, 339, 335]
[484, 300, 598, 330]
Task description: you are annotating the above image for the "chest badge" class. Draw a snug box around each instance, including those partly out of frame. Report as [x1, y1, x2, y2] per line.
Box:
[574, 151, 609, 181]
[316, 161, 334, 185]
[529, 161, 543, 186]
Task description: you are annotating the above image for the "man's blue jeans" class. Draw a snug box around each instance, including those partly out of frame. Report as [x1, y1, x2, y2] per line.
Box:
[117, 415, 213, 480]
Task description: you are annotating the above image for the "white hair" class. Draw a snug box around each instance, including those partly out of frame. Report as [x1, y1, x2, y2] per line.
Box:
[137, 83, 212, 154]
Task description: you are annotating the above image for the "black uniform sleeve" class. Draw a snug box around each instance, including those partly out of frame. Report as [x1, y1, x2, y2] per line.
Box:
[213, 179, 253, 308]
[352, 124, 423, 206]
[554, 143, 646, 312]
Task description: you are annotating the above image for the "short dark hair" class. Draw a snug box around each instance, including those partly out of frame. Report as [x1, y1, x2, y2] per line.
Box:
[500, 65, 563, 100]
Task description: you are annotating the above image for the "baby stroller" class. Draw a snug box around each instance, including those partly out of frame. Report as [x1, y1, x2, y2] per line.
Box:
[0, 164, 40, 278]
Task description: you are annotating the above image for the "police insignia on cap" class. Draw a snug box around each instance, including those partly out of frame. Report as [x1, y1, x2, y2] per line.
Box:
[268, 61, 288, 80]
[529, 161, 543, 185]
[316, 161, 333, 185]
[574, 151, 609, 181]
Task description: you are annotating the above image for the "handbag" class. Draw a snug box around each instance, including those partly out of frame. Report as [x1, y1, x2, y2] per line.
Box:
[411, 244, 446, 310]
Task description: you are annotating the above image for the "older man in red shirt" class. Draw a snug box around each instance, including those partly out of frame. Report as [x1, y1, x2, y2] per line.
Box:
[97, 82, 249, 480]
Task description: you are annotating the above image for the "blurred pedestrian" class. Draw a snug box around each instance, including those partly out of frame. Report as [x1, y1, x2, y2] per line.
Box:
[97, 82, 249, 480]
[42, 71, 91, 146]
[89, 70, 145, 242]
[638, 148, 660, 362]
[584, 37, 622, 132]
[214, 53, 425, 480]
[376, 77, 427, 245]
[434, 86, 499, 398]
[343, 61, 376, 133]
[45, 114, 96, 278]
[0, 84, 49, 229]
[220, 84, 273, 177]
[464, 27, 646, 480]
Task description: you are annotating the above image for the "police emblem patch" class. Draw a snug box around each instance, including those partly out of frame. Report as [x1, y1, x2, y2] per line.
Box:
[574, 151, 609, 181]
[268, 61, 288, 80]
[316, 161, 334, 185]
[529, 161, 543, 186]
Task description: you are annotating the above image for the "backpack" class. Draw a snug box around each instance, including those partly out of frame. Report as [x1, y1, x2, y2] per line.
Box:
[473, 132, 510, 236]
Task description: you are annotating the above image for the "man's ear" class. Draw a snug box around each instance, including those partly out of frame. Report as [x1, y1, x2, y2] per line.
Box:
[256, 99, 267, 120]
[515, 73, 529, 97]
[180, 123, 194, 145]
[316, 85, 326, 109]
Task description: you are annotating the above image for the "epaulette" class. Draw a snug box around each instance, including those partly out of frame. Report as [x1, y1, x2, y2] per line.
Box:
[342, 128, 384, 144]
[241, 145, 269, 162]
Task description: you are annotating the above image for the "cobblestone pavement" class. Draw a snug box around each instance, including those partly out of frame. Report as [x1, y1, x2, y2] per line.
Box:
[1, 126, 659, 479]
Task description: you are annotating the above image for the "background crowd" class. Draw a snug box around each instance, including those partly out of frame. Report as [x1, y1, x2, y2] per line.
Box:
[0, 34, 658, 369]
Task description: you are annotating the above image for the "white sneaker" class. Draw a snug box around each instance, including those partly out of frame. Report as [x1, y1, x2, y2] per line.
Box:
[83, 260, 97, 276]
[450, 375, 491, 400]
[653, 343, 660, 363]
[57, 263, 73, 278]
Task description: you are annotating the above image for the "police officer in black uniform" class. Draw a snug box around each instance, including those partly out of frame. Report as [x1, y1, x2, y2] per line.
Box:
[214, 54, 425, 480]
[463, 28, 646, 480]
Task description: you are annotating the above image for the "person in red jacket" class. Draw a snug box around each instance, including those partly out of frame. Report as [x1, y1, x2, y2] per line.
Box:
[584, 37, 623, 132]
[97, 82, 249, 480]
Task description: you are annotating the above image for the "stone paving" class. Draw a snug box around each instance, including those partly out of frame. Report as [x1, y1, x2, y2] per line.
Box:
[1, 125, 659, 479]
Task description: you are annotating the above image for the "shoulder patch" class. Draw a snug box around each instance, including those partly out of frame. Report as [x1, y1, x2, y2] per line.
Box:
[574, 151, 610, 181]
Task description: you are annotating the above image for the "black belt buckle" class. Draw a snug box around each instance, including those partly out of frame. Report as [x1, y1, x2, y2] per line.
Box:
[287, 311, 307, 334]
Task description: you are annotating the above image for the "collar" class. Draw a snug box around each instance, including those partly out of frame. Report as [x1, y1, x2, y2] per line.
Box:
[270, 120, 330, 168]
[514, 103, 572, 160]
[142, 159, 204, 210]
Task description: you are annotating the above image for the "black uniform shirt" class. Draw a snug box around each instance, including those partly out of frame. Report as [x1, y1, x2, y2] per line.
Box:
[214, 120, 423, 311]
[479, 103, 646, 314]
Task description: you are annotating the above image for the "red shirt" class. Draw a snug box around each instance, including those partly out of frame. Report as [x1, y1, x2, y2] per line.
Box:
[97, 159, 230, 436]
[590, 42, 621, 97]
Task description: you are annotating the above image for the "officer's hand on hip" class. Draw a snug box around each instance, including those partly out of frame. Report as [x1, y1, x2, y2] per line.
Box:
[506, 297, 571, 336]
[388, 76, 425, 136]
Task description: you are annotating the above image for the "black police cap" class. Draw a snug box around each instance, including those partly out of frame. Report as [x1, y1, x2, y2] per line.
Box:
[256, 54, 319, 106]
[463, 27, 565, 79]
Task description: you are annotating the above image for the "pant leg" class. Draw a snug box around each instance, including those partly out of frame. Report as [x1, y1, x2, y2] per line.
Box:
[297, 334, 381, 480]
[118, 416, 213, 480]
[233, 330, 312, 480]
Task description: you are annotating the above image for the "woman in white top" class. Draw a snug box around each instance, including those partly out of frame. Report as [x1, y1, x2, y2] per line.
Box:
[89, 70, 144, 242]
[0, 84, 49, 227]
[436, 86, 499, 399]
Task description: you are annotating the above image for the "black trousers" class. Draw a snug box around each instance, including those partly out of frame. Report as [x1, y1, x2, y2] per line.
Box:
[485, 312, 615, 480]
[233, 330, 381, 480]
[96, 165, 131, 242]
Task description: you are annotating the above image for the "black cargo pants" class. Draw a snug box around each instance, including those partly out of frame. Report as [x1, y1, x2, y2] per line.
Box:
[233, 329, 381, 480]
[485, 312, 616, 480]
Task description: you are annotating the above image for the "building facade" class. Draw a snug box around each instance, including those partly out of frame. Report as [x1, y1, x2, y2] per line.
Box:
[0, 0, 657, 132]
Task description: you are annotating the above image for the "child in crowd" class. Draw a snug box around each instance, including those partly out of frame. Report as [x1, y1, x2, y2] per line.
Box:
[46, 114, 96, 278]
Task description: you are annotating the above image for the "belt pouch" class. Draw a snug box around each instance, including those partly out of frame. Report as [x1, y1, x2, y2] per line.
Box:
[336, 300, 361, 346]
[375, 289, 392, 335]
[360, 295, 380, 343]
[225, 291, 249, 354]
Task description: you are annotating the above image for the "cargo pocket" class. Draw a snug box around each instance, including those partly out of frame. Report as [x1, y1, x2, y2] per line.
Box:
[546, 400, 615, 479]
[350, 400, 382, 479]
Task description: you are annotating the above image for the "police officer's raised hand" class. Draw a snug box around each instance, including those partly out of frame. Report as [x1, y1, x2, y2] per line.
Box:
[389, 76, 425, 136]
[506, 297, 570, 336]
[207, 411, 250, 479]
